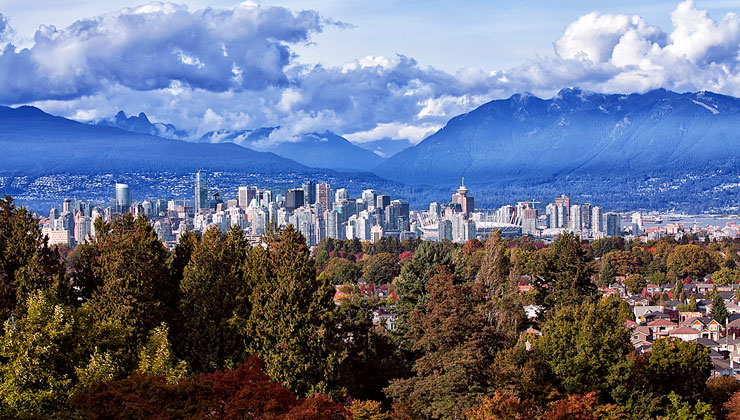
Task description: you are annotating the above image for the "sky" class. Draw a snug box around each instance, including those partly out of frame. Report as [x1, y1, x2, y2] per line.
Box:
[1, 0, 740, 146]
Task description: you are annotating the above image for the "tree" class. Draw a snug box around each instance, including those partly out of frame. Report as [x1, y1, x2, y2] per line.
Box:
[624, 274, 647, 295]
[664, 392, 716, 420]
[247, 225, 341, 396]
[385, 271, 503, 420]
[667, 244, 716, 280]
[713, 268, 738, 286]
[706, 375, 740, 419]
[599, 262, 615, 285]
[137, 323, 188, 383]
[0, 196, 65, 321]
[602, 250, 641, 276]
[392, 240, 455, 348]
[83, 214, 175, 370]
[350, 400, 390, 420]
[323, 257, 361, 284]
[466, 390, 538, 420]
[711, 293, 729, 325]
[646, 338, 712, 400]
[534, 300, 633, 400]
[363, 253, 400, 284]
[617, 300, 635, 322]
[176, 225, 248, 372]
[0, 291, 79, 417]
[530, 232, 596, 310]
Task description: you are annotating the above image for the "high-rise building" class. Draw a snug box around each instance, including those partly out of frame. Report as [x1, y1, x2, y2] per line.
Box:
[546, 203, 558, 228]
[451, 178, 474, 216]
[362, 189, 378, 211]
[115, 183, 131, 214]
[438, 219, 453, 241]
[335, 188, 349, 202]
[238, 186, 258, 209]
[554, 195, 570, 226]
[303, 181, 316, 205]
[522, 208, 538, 236]
[606, 213, 621, 236]
[285, 188, 304, 212]
[376, 195, 391, 211]
[632, 212, 643, 236]
[194, 170, 209, 212]
[62, 198, 72, 214]
[592, 206, 603, 234]
[371, 224, 384, 243]
[316, 183, 331, 212]
[581, 203, 592, 229]
[569, 205, 581, 231]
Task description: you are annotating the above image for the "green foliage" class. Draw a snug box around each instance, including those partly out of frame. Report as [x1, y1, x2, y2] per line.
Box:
[591, 236, 625, 258]
[349, 400, 389, 420]
[665, 392, 716, 420]
[137, 323, 188, 383]
[530, 232, 596, 310]
[711, 293, 729, 325]
[0, 291, 78, 417]
[0, 196, 65, 322]
[624, 273, 646, 295]
[83, 214, 176, 370]
[646, 338, 712, 401]
[323, 257, 361, 284]
[534, 299, 633, 400]
[247, 225, 342, 397]
[176, 225, 248, 372]
[599, 262, 615, 285]
[74, 347, 119, 394]
[362, 253, 400, 284]
[713, 267, 738, 286]
[392, 240, 455, 348]
[667, 244, 716, 280]
[385, 271, 503, 420]
[617, 300, 635, 323]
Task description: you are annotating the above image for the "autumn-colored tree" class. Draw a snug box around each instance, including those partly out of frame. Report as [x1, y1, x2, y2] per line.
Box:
[466, 390, 538, 420]
[667, 244, 716, 280]
[602, 251, 642, 277]
[385, 271, 503, 419]
[73, 355, 349, 420]
[323, 257, 362, 284]
[247, 225, 341, 396]
[350, 400, 390, 420]
[706, 375, 740, 419]
[176, 225, 248, 372]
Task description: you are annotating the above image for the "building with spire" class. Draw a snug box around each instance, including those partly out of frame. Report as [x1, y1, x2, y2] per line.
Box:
[451, 178, 474, 216]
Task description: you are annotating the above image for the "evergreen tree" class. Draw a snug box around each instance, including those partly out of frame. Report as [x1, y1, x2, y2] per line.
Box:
[711, 293, 729, 325]
[599, 261, 615, 285]
[0, 196, 65, 321]
[176, 225, 248, 372]
[83, 214, 175, 370]
[246, 225, 341, 396]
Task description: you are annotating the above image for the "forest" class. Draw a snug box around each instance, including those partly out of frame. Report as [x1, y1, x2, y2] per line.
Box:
[3, 195, 740, 420]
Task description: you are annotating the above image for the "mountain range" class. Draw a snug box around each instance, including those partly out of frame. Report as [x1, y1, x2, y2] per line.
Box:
[4, 88, 740, 211]
[375, 88, 740, 187]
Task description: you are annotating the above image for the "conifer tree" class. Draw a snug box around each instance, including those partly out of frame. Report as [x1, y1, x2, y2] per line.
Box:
[711, 293, 729, 325]
[246, 225, 341, 396]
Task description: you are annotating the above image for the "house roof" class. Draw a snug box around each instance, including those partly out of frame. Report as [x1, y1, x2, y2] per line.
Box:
[624, 320, 639, 329]
[670, 326, 701, 335]
[695, 337, 720, 347]
[648, 319, 677, 327]
[634, 326, 651, 336]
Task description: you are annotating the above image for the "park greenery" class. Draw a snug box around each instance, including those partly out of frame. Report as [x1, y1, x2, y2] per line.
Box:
[3, 195, 740, 419]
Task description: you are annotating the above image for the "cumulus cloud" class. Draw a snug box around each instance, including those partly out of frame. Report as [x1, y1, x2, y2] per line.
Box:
[14, 0, 740, 148]
[0, 2, 324, 103]
[0, 13, 12, 43]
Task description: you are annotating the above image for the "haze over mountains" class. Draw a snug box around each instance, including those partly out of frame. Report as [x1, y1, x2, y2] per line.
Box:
[3, 88, 740, 211]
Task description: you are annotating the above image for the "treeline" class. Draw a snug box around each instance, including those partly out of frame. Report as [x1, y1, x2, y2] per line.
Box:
[2, 195, 740, 419]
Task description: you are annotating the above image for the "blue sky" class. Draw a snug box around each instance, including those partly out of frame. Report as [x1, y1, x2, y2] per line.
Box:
[1, 1, 740, 146]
